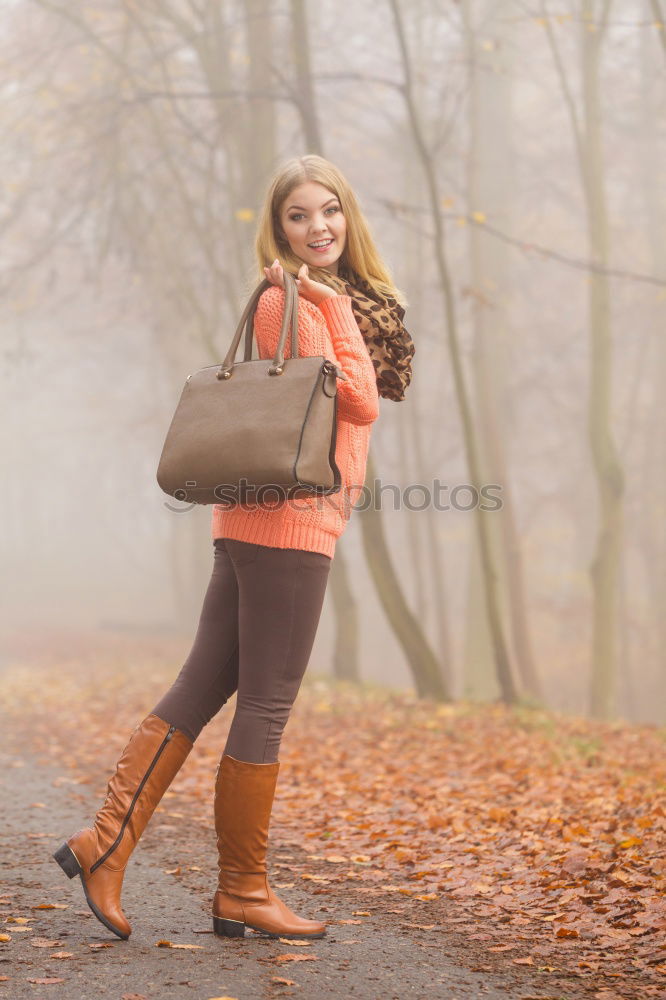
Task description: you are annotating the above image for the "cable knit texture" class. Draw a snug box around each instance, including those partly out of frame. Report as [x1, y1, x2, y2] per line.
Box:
[211, 286, 380, 559]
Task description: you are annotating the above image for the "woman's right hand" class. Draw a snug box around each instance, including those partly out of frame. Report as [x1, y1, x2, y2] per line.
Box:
[264, 260, 337, 307]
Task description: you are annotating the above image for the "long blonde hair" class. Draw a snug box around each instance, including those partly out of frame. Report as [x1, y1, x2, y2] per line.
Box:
[250, 154, 408, 308]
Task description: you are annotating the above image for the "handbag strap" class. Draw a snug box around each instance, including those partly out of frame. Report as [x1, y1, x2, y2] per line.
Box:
[217, 272, 299, 380]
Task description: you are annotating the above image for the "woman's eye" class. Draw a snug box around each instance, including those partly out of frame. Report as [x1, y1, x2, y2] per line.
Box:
[289, 206, 340, 222]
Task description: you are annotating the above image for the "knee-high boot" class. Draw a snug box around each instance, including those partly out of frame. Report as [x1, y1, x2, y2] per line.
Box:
[53, 714, 193, 939]
[212, 752, 326, 939]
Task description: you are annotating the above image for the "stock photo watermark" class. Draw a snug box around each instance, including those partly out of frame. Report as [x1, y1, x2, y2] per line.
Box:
[164, 479, 504, 515]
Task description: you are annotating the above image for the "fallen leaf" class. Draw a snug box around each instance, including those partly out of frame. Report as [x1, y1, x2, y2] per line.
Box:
[274, 953, 318, 963]
[555, 926, 579, 939]
[512, 956, 534, 966]
[32, 903, 69, 910]
[50, 951, 74, 959]
[88, 942, 114, 949]
[31, 939, 62, 948]
[618, 836, 643, 849]
[27, 978, 65, 985]
[155, 939, 204, 950]
[399, 922, 437, 931]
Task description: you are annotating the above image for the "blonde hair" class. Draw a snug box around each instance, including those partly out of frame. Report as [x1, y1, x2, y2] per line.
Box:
[249, 154, 407, 308]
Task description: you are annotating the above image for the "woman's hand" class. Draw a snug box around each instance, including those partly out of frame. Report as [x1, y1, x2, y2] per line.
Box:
[263, 259, 337, 307]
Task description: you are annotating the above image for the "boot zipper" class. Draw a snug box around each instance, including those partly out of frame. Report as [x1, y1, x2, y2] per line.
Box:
[90, 725, 176, 873]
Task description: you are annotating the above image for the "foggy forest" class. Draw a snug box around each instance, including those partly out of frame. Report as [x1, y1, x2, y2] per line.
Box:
[2, 1, 663, 722]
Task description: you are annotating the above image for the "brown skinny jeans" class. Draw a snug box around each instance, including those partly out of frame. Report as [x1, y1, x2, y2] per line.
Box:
[150, 538, 332, 763]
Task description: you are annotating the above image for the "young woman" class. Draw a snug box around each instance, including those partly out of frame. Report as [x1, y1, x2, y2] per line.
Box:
[53, 154, 415, 943]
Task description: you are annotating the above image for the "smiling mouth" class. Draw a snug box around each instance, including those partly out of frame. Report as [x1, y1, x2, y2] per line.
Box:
[308, 239, 334, 250]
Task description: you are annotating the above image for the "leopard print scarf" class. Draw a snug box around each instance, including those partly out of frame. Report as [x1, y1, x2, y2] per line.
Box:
[310, 262, 415, 402]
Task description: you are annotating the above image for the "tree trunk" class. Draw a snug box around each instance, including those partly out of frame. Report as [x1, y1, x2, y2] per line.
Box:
[361, 450, 450, 699]
[580, 1, 625, 719]
[463, 0, 544, 700]
[389, 0, 519, 703]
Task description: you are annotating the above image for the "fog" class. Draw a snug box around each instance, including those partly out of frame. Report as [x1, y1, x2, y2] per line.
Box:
[1, 1, 663, 722]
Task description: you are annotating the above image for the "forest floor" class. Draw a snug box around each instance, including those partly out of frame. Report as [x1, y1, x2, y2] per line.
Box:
[1, 627, 664, 1000]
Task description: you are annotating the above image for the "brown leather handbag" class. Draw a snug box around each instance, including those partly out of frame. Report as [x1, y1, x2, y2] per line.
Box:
[156, 271, 348, 505]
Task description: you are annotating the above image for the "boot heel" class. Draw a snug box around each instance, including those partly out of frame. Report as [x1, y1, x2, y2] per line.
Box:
[213, 915, 245, 938]
[53, 842, 82, 879]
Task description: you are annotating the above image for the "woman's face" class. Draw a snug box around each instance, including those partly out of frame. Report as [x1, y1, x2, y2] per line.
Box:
[278, 181, 346, 275]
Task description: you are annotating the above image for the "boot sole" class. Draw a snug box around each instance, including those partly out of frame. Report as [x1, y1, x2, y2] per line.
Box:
[53, 843, 130, 941]
[213, 915, 326, 939]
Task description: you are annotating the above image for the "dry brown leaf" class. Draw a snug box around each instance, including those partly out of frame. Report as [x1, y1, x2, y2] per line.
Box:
[155, 939, 204, 950]
[274, 953, 318, 963]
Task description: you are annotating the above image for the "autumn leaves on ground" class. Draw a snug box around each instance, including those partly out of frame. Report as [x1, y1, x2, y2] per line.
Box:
[2, 629, 665, 1000]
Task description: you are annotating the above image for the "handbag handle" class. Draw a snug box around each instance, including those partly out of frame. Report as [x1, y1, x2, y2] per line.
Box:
[216, 271, 299, 380]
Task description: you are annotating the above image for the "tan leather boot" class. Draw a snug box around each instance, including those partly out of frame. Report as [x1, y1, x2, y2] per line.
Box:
[212, 753, 326, 940]
[53, 714, 193, 940]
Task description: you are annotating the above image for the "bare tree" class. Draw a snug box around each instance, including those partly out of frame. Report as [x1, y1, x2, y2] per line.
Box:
[461, 0, 543, 702]
[388, 0, 519, 703]
[288, 0, 447, 697]
[542, 0, 625, 719]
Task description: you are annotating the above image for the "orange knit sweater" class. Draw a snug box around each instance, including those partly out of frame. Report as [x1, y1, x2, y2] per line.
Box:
[210, 286, 380, 559]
